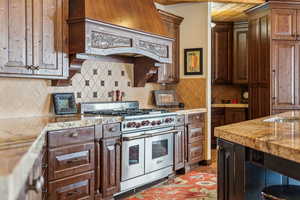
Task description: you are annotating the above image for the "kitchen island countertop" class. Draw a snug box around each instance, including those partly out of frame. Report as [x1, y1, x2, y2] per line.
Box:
[215, 111, 300, 164]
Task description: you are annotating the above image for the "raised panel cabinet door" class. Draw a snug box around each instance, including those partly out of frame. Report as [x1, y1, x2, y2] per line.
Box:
[233, 22, 248, 84]
[158, 10, 183, 84]
[217, 139, 245, 200]
[224, 108, 247, 125]
[101, 137, 121, 198]
[0, 0, 33, 76]
[272, 41, 300, 109]
[174, 126, 185, 171]
[212, 23, 233, 84]
[271, 9, 297, 40]
[32, 0, 69, 78]
[211, 108, 225, 148]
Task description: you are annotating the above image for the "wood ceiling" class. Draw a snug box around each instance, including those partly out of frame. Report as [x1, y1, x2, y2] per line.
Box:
[155, 0, 264, 4]
[155, 0, 265, 22]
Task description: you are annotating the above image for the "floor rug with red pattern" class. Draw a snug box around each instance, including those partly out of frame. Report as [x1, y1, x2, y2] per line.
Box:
[125, 170, 217, 200]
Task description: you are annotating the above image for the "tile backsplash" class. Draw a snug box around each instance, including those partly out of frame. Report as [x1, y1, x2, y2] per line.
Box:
[0, 60, 161, 119]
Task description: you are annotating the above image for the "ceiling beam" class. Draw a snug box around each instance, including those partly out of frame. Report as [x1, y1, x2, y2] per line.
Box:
[155, 0, 265, 5]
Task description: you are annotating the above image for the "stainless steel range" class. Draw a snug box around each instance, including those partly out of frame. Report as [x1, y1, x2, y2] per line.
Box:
[81, 101, 178, 193]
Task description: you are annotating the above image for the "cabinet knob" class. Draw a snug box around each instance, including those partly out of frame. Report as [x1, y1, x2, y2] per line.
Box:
[28, 176, 44, 193]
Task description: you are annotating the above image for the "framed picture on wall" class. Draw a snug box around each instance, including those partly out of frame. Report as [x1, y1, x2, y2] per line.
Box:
[184, 48, 203, 76]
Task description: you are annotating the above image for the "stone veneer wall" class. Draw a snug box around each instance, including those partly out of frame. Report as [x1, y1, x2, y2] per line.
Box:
[0, 60, 161, 119]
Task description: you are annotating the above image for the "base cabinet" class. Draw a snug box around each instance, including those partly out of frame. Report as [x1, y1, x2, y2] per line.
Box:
[212, 107, 247, 148]
[185, 113, 206, 167]
[101, 137, 121, 199]
[217, 139, 245, 200]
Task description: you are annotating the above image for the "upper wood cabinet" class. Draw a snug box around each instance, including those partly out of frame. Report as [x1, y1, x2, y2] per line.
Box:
[271, 9, 297, 40]
[212, 22, 233, 84]
[272, 41, 300, 109]
[0, 0, 69, 79]
[233, 22, 248, 84]
[158, 10, 183, 84]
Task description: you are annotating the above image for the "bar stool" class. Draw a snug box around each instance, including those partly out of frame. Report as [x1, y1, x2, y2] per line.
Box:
[261, 185, 300, 200]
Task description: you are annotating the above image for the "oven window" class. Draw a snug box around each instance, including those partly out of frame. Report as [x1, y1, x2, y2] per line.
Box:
[152, 139, 168, 159]
[129, 145, 139, 165]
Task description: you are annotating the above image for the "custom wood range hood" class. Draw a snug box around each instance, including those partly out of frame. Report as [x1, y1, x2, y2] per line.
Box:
[59, 0, 173, 86]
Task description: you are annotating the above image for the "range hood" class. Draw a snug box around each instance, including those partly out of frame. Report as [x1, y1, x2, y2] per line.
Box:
[68, 0, 173, 63]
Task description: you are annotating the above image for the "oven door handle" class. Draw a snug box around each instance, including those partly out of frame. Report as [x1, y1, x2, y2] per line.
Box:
[149, 130, 178, 137]
[123, 134, 150, 141]
[123, 130, 179, 141]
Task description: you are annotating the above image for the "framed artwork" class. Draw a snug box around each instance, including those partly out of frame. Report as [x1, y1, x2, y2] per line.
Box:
[184, 48, 203, 75]
[52, 93, 77, 115]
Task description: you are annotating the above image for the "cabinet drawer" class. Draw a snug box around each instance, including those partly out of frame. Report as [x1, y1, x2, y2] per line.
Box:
[48, 143, 95, 181]
[187, 125, 204, 143]
[48, 126, 94, 148]
[188, 141, 204, 164]
[103, 123, 121, 138]
[48, 171, 94, 200]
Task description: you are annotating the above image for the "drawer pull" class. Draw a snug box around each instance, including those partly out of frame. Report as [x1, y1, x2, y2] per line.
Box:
[70, 132, 79, 137]
[67, 190, 80, 196]
[67, 158, 83, 164]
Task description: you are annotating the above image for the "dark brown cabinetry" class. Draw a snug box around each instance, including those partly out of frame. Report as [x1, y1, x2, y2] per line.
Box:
[47, 126, 95, 200]
[272, 41, 300, 110]
[233, 22, 248, 84]
[0, 0, 69, 79]
[211, 107, 247, 148]
[211, 108, 225, 149]
[212, 22, 233, 84]
[158, 10, 183, 84]
[271, 9, 297, 40]
[101, 137, 121, 198]
[247, 2, 300, 118]
[217, 139, 245, 200]
[185, 113, 205, 166]
[42, 124, 121, 200]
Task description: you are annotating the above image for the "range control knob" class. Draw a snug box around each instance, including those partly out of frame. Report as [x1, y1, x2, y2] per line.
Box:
[157, 120, 162, 125]
[165, 118, 172, 123]
[127, 122, 136, 128]
[135, 122, 141, 128]
[142, 120, 150, 126]
[151, 121, 156, 126]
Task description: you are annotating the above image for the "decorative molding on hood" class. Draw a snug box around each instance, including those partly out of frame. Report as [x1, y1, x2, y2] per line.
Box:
[69, 18, 173, 64]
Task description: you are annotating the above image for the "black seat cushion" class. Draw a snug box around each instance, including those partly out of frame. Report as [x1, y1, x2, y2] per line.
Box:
[261, 185, 300, 200]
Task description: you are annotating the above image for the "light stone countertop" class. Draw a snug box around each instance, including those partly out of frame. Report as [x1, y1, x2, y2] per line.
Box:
[0, 107, 208, 200]
[0, 114, 121, 200]
[212, 104, 248, 108]
[215, 111, 300, 164]
[166, 107, 207, 115]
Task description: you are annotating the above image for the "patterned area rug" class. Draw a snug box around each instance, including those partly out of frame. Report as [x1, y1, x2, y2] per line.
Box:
[125, 170, 217, 200]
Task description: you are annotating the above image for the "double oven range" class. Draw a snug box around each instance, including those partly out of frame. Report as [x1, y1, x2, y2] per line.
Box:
[81, 101, 179, 193]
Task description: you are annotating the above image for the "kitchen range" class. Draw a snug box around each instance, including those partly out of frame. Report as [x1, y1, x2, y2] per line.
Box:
[81, 101, 181, 193]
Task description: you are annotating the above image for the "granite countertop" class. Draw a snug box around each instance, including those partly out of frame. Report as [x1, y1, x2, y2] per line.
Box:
[0, 114, 121, 200]
[0, 107, 208, 200]
[166, 107, 207, 114]
[212, 104, 248, 108]
[215, 111, 300, 164]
